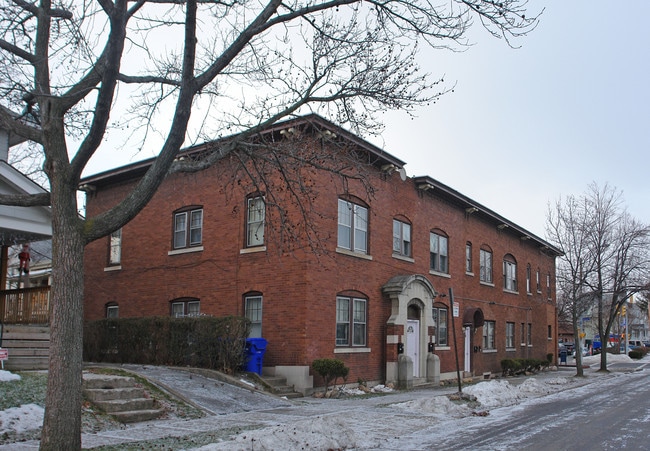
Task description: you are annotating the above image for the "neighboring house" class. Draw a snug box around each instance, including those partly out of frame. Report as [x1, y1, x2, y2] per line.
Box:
[1, 127, 52, 325]
[81, 115, 561, 393]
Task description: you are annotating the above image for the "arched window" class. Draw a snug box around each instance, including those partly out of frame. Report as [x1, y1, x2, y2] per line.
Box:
[246, 195, 265, 247]
[336, 292, 367, 347]
[105, 302, 118, 318]
[172, 206, 203, 250]
[430, 229, 449, 274]
[393, 216, 412, 257]
[479, 245, 493, 283]
[503, 254, 517, 292]
[244, 293, 263, 338]
[337, 197, 369, 254]
[170, 297, 200, 317]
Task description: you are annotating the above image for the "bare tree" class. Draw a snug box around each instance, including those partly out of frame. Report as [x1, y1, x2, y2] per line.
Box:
[547, 183, 650, 374]
[547, 194, 595, 376]
[0, 0, 539, 448]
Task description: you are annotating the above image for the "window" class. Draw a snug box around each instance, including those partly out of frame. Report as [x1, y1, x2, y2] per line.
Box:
[106, 303, 119, 318]
[526, 264, 532, 294]
[173, 207, 203, 249]
[480, 248, 493, 283]
[245, 295, 263, 338]
[466, 242, 472, 273]
[520, 323, 525, 345]
[536, 269, 541, 293]
[527, 323, 532, 346]
[108, 229, 122, 265]
[503, 255, 517, 292]
[336, 296, 367, 346]
[337, 199, 368, 253]
[548, 325, 552, 339]
[393, 219, 412, 257]
[430, 231, 448, 273]
[506, 322, 515, 349]
[171, 298, 200, 317]
[483, 320, 495, 350]
[246, 196, 265, 247]
[546, 273, 552, 299]
[432, 306, 448, 346]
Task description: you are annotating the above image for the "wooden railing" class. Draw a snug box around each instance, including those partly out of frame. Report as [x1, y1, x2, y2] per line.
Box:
[0, 286, 50, 325]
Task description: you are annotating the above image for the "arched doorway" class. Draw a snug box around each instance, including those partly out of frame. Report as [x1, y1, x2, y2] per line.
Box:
[382, 274, 437, 384]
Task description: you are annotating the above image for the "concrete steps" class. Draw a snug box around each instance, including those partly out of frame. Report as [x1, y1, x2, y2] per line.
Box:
[260, 375, 303, 399]
[82, 373, 164, 423]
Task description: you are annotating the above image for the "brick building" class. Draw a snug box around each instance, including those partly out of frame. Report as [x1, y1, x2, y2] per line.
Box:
[82, 115, 561, 394]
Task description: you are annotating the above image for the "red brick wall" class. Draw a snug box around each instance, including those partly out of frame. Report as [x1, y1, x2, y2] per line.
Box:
[83, 136, 557, 383]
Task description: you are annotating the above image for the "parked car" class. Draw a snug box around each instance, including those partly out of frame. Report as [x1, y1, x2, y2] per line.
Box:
[628, 340, 645, 350]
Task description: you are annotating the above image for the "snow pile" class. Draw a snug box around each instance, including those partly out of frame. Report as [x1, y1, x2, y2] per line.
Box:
[393, 394, 472, 418]
[193, 416, 360, 451]
[0, 370, 21, 382]
[0, 404, 44, 434]
[463, 379, 530, 407]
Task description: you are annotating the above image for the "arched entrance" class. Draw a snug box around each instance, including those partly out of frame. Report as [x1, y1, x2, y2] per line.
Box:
[382, 274, 437, 385]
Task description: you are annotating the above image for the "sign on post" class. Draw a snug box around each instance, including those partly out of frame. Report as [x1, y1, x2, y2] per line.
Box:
[0, 348, 8, 370]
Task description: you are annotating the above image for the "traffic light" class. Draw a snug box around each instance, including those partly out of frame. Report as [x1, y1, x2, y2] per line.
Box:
[622, 305, 626, 316]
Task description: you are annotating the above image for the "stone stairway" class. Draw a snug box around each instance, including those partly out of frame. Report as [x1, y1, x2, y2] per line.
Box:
[260, 374, 303, 399]
[82, 372, 164, 423]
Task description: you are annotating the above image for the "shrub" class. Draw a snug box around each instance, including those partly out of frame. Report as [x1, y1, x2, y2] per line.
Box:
[83, 315, 250, 374]
[628, 349, 644, 359]
[501, 358, 548, 376]
[312, 358, 349, 392]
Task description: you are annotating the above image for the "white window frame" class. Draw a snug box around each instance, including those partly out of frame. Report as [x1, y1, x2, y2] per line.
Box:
[526, 264, 532, 294]
[430, 232, 449, 273]
[393, 219, 412, 257]
[466, 242, 472, 273]
[106, 304, 119, 318]
[109, 228, 122, 266]
[483, 320, 495, 350]
[245, 295, 263, 338]
[503, 257, 517, 292]
[432, 306, 448, 346]
[336, 296, 367, 347]
[527, 323, 533, 346]
[246, 196, 265, 247]
[174, 208, 203, 250]
[171, 299, 200, 317]
[480, 248, 493, 283]
[337, 199, 368, 254]
[506, 322, 515, 349]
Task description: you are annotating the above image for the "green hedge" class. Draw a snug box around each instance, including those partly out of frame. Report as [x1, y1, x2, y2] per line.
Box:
[83, 316, 250, 374]
[500, 358, 549, 377]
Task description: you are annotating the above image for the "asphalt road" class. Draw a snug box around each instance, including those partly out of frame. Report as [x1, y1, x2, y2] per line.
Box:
[378, 363, 650, 450]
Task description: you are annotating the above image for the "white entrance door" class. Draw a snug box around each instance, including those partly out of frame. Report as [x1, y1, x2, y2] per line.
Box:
[464, 326, 471, 373]
[406, 319, 420, 377]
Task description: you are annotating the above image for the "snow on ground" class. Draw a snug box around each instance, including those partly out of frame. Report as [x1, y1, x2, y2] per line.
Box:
[0, 370, 44, 436]
[0, 354, 642, 449]
[0, 370, 20, 382]
[0, 404, 44, 435]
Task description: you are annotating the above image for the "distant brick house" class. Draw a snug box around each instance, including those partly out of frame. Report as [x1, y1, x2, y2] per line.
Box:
[82, 115, 561, 394]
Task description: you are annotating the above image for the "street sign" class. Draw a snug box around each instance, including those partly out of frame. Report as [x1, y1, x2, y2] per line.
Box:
[0, 348, 8, 361]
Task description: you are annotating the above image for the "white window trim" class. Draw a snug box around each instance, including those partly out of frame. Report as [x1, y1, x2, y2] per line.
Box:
[336, 247, 373, 260]
[334, 347, 371, 354]
[168, 246, 204, 256]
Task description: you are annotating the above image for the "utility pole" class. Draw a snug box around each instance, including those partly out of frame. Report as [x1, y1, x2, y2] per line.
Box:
[449, 288, 462, 394]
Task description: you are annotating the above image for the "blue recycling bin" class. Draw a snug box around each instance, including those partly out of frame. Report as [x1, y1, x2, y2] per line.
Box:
[245, 337, 267, 375]
[560, 350, 567, 364]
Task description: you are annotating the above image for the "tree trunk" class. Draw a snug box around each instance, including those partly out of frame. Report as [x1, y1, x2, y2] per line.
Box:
[40, 188, 85, 449]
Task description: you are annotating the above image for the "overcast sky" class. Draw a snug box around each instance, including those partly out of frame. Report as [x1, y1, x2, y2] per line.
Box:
[376, 1, 650, 238]
[80, 1, 649, 240]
